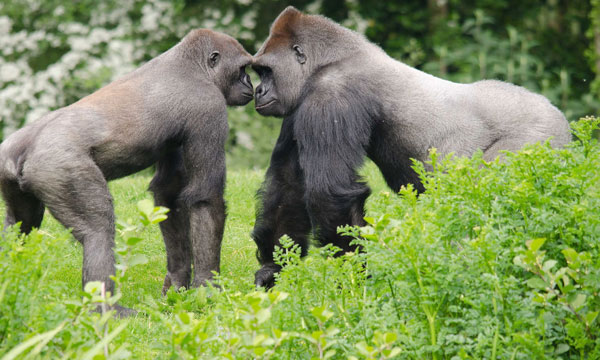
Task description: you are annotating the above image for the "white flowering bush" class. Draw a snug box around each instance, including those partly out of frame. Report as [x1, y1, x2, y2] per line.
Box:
[0, 0, 269, 138]
[0, 1, 160, 136]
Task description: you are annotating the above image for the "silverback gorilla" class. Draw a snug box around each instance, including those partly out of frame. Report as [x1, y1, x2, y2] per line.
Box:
[250, 7, 571, 288]
[0, 29, 253, 314]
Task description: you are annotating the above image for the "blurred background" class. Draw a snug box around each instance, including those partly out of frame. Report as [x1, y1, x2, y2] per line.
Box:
[1, 0, 599, 169]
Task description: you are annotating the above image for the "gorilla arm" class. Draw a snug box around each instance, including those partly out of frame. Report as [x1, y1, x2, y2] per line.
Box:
[252, 117, 312, 288]
[293, 88, 375, 251]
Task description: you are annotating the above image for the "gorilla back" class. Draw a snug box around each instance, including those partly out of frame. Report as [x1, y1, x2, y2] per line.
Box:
[0, 29, 253, 314]
[250, 7, 571, 288]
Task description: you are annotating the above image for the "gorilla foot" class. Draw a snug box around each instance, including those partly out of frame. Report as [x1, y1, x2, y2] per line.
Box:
[93, 304, 137, 318]
[254, 263, 282, 289]
[191, 274, 221, 289]
[161, 272, 191, 295]
[112, 304, 138, 318]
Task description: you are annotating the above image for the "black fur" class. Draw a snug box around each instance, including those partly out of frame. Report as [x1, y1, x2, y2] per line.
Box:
[252, 75, 379, 287]
[250, 7, 570, 288]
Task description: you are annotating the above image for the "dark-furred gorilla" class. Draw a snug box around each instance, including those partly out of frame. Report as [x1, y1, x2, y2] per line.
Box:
[251, 7, 571, 288]
[0, 29, 253, 314]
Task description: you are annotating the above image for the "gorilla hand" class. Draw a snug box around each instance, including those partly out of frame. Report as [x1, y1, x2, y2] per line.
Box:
[254, 263, 282, 289]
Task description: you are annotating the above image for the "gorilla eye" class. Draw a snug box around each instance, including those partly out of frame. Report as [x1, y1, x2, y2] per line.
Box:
[292, 44, 306, 64]
[209, 51, 220, 68]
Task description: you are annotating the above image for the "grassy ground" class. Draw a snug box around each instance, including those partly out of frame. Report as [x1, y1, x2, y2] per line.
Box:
[0, 162, 388, 357]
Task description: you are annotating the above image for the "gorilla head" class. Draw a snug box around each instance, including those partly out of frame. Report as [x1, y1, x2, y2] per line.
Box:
[252, 7, 341, 116]
[186, 29, 254, 106]
[252, 7, 370, 116]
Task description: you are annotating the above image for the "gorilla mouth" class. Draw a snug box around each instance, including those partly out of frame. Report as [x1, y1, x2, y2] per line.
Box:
[255, 99, 276, 110]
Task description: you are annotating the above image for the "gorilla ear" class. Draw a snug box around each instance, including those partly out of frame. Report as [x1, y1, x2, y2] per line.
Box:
[292, 45, 306, 64]
[209, 51, 220, 68]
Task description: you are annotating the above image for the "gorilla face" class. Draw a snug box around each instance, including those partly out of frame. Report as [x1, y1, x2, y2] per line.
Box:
[224, 64, 254, 106]
[252, 42, 308, 117]
[252, 65, 284, 116]
[206, 35, 254, 106]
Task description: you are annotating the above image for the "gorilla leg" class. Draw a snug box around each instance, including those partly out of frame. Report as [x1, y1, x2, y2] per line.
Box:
[150, 149, 192, 295]
[482, 134, 551, 162]
[253, 119, 312, 288]
[24, 156, 117, 295]
[1, 179, 44, 234]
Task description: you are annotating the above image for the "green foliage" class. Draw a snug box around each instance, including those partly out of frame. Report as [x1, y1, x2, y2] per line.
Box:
[0, 227, 69, 349]
[587, 0, 600, 96]
[1, 118, 599, 358]
[0, 200, 169, 358]
[350, 116, 600, 359]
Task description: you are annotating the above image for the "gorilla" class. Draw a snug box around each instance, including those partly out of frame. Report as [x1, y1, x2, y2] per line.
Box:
[0, 29, 253, 314]
[250, 7, 571, 288]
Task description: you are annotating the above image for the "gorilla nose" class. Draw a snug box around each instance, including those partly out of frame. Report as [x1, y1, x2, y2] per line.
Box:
[255, 84, 268, 99]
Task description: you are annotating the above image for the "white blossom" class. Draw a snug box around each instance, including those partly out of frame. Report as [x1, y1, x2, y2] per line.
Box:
[1, 63, 20, 82]
[0, 16, 12, 34]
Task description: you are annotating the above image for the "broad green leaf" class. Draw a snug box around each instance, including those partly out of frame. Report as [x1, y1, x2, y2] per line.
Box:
[384, 348, 402, 357]
[526, 277, 547, 290]
[128, 254, 148, 267]
[562, 248, 579, 267]
[324, 349, 336, 359]
[126, 236, 143, 246]
[253, 347, 267, 356]
[311, 330, 324, 340]
[252, 334, 267, 346]
[384, 332, 398, 344]
[151, 215, 168, 224]
[570, 293, 586, 310]
[137, 199, 154, 216]
[585, 311, 599, 325]
[527, 238, 546, 252]
[256, 308, 271, 324]
[555, 343, 570, 355]
[543, 260, 557, 271]
[177, 311, 191, 325]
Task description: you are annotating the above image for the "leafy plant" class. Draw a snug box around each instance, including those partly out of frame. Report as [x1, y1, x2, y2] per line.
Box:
[0, 200, 169, 358]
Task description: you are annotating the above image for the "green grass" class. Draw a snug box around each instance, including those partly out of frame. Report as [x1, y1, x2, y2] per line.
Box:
[0, 162, 389, 358]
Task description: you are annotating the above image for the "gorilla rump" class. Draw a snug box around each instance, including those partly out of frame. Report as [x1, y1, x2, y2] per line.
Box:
[0, 29, 253, 314]
[250, 7, 571, 288]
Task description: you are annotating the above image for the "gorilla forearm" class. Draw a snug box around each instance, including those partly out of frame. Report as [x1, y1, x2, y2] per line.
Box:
[252, 119, 311, 266]
[189, 198, 225, 287]
[251, 146, 311, 289]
